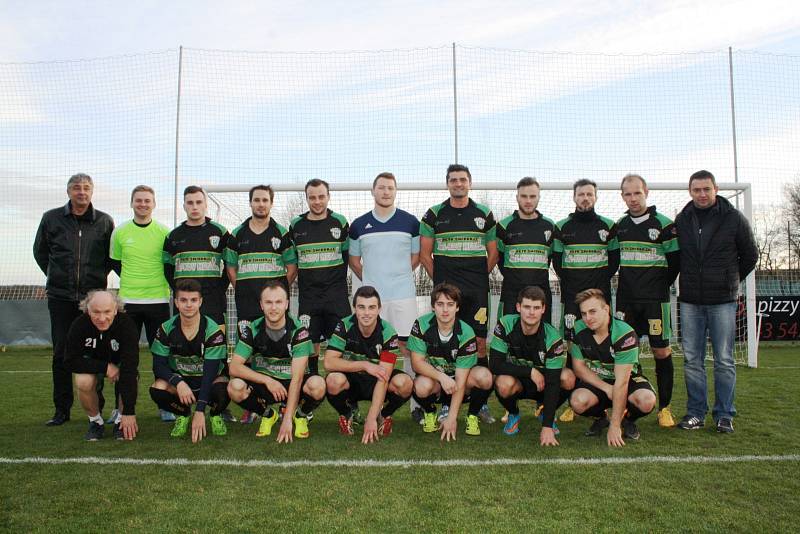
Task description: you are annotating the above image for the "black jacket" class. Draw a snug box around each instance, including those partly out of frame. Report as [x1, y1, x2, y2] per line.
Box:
[33, 202, 115, 302]
[675, 195, 757, 304]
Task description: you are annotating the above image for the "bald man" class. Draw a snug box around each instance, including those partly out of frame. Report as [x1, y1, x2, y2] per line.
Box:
[64, 290, 140, 441]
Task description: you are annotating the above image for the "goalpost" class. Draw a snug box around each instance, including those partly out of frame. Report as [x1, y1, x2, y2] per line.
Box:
[205, 181, 757, 367]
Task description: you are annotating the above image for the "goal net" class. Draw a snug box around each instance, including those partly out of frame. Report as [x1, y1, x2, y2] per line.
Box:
[206, 181, 757, 366]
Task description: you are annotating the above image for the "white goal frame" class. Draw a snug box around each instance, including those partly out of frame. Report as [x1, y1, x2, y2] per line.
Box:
[205, 181, 757, 368]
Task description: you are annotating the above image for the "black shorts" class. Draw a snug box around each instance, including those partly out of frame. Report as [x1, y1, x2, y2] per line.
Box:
[574, 375, 655, 410]
[615, 300, 672, 349]
[242, 375, 311, 406]
[298, 296, 351, 342]
[499, 284, 553, 323]
[344, 369, 406, 402]
[458, 289, 490, 338]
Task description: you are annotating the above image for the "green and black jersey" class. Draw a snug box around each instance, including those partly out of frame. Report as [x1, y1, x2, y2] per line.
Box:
[407, 312, 478, 377]
[552, 210, 619, 300]
[151, 314, 227, 378]
[233, 314, 313, 380]
[495, 210, 555, 300]
[570, 317, 641, 381]
[616, 206, 679, 302]
[327, 315, 401, 368]
[162, 218, 230, 318]
[489, 314, 566, 375]
[289, 209, 349, 306]
[420, 198, 495, 292]
[224, 217, 296, 321]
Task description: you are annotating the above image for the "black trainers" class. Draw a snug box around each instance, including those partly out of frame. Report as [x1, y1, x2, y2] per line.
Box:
[716, 418, 734, 433]
[622, 418, 640, 440]
[584, 417, 610, 437]
[411, 407, 425, 425]
[113, 422, 124, 440]
[677, 415, 705, 430]
[84, 421, 105, 441]
[45, 411, 70, 426]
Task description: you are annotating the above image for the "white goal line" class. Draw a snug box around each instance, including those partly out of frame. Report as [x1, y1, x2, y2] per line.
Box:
[1, 454, 797, 469]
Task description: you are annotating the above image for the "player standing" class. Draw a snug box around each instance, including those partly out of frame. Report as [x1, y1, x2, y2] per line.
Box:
[163, 185, 230, 326]
[289, 179, 350, 376]
[495, 177, 556, 321]
[552, 179, 619, 343]
[615, 174, 680, 427]
[349, 172, 420, 421]
[419, 164, 498, 424]
[109, 185, 173, 422]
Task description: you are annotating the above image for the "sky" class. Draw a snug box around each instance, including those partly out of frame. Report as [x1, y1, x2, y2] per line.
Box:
[1, 0, 799, 286]
[1, 0, 800, 60]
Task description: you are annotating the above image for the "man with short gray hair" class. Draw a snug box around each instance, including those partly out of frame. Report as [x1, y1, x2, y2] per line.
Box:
[34, 173, 115, 426]
[64, 290, 140, 441]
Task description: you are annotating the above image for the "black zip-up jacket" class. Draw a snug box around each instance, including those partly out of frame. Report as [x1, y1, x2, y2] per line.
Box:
[675, 195, 757, 305]
[33, 202, 115, 302]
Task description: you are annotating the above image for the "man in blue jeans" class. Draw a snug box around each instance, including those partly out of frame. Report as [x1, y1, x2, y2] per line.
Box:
[675, 170, 757, 433]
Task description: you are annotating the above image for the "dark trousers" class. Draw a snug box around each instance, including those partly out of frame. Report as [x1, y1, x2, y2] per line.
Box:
[48, 298, 82, 413]
[125, 303, 171, 346]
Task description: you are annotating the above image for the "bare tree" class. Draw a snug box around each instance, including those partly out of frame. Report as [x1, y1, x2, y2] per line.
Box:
[784, 177, 800, 269]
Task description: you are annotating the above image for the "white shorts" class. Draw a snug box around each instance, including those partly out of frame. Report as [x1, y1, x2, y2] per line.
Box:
[380, 297, 418, 338]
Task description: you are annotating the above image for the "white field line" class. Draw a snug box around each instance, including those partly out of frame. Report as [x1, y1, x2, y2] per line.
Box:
[0, 454, 798, 469]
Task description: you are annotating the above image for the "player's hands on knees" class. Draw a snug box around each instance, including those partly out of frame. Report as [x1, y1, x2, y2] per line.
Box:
[531, 368, 545, 392]
[277, 419, 293, 444]
[440, 417, 457, 442]
[120, 415, 138, 440]
[265, 378, 287, 402]
[176, 381, 195, 405]
[191, 411, 206, 443]
[364, 363, 388, 382]
[607, 424, 625, 447]
[362, 417, 379, 444]
[540, 426, 559, 447]
[438, 373, 456, 395]
[106, 363, 120, 383]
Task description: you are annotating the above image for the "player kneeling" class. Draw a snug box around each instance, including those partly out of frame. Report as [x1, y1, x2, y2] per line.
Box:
[324, 286, 412, 443]
[65, 290, 140, 441]
[489, 286, 573, 446]
[408, 283, 493, 441]
[227, 281, 325, 442]
[149, 279, 230, 443]
[569, 289, 656, 447]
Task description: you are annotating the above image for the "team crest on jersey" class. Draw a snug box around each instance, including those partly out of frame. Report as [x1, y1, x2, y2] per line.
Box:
[299, 314, 311, 328]
[474, 217, 485, 230]
[451, 349, 459, 358]
[598, 229, 609, 242]
[209, 235, 220, 248]
[239, 320, 250, 337]
[110, 339, 119, 352]
[539, 351, 545, 360]
[615, 310, 626, 320]
[375, 344, 382, 354]
[564, 314, 576, 329]
[648, 228, 660, 241]
[330, 227, 341, 239]
[544, 230, 551, 241]
[271, 237, 281, 250]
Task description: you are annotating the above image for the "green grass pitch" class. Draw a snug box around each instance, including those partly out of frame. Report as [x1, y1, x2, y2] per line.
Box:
[0, 346, 798, 532]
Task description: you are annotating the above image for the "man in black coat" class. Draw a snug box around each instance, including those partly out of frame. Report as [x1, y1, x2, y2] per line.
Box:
[675, 170, 757, 434]
[33, 173, 115, 426]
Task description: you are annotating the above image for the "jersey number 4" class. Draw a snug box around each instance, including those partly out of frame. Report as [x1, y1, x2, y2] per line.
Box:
[474, 307, 488, 325]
